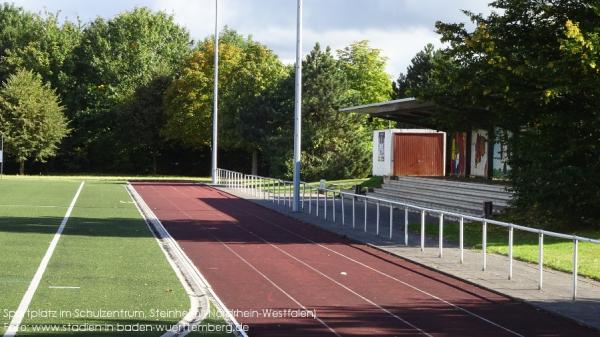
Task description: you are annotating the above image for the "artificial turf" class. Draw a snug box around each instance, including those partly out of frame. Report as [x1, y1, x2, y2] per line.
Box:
[0, 179, 82, 334]
[0, 178, 232, 336]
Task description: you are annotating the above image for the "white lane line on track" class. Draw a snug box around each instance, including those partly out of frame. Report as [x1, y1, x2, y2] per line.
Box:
[215, 239, 342, 337]
[227, 217, 432, 337]
[157, 185, 341, 337]
[210, 185, 525, 337]
[4, 181, 85, 337]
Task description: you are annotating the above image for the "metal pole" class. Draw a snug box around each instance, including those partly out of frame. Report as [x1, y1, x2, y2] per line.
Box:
[341, 194, 345, 225]
[292, 0, 303, 212]
[439, 213, 444, 258]
[389, 205, 393, 239]
[460, 217, 465, 264]
[404, 208, 408, 246]
[482, 221, 487, 271]
[573, 239, 578, 300]
[352, 197, 356, 228]
[420, 210, 425, 252]
[539, 233, 544, 290]
[211, 0, 219, 184]
[376, 202, 380, 235]
[508, 226, 513, 279]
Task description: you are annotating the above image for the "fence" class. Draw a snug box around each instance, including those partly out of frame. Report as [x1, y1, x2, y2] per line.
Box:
[215, 168, 599, 300]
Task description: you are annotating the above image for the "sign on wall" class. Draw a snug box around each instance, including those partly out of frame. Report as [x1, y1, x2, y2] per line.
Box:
[378, 132, 385, 162]
[470, 129, 489, 177]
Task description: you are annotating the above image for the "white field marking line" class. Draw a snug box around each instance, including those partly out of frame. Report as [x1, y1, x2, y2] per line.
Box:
[48, 286, 80, 289]
[223, 214, 431, 337]
[161, 185, 341, 337]
[4, 181, 85, 337]
[214, 187, 525, 337]
[144, 184, 248, 337]
[125, 184, 206, 337]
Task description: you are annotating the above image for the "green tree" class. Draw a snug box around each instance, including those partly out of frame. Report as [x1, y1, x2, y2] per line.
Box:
[393, 44, 441, 99]
[163, 29, 287, 175]
[64, 7, 191, 171]
[426, 0, 600, 226]
[0, 69, 68, 174]
[337, 40, 392, 105]
[295, 43, 372, 180]
[0, 4, 81, 97]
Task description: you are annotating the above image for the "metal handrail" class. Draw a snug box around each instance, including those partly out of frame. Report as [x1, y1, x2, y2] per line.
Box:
[215, 168, 597, 300]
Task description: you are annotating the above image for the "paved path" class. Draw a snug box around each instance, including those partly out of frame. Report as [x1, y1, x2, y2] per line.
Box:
[221, 186, 600, 332]
[133, 182, 598, 336]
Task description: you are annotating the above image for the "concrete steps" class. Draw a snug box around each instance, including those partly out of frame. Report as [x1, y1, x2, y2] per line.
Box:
[369, 176, 514, 216]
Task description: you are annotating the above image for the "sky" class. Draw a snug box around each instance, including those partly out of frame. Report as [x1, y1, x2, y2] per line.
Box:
[12, 0, 494, 77]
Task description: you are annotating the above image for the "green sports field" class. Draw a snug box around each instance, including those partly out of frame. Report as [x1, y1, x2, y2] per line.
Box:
[0, 177, 231, 336]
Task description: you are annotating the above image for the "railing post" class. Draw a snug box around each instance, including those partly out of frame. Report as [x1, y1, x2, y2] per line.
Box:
[324, 190, 328, 220]
[573, 239, 578, 300]
[332, 192, 336, 223]
[389, 205, 393, 239]
[460, 217, 464, 264]
[539, 233, 544, 290]
[352, 196, 356, 228]
[404, 208, 408, 246]
[316, 190, 319, 216]
[420, 210, 426, 252]
[363, 198, 368, 232]
[439, 213, 444, 258]
[376, 202, 380, 236]
[508, 225, 513, 280]
[341, 194, 345, 225]
[308, 186, 312, 214]
[482, 221, 487, 271]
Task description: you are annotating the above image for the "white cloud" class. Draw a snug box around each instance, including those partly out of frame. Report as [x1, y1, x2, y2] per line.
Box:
[12, 0, 493, 76]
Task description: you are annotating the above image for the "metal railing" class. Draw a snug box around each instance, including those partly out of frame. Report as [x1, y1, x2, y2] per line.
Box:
[215, 168, 599, 300]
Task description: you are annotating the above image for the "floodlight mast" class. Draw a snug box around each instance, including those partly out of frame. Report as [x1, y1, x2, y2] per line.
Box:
[211, 0, 219, 185]
[292, 0, 303, 212]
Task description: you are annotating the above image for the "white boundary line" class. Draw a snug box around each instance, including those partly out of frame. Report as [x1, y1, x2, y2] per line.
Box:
[126, 183, 248, 337]
[215, 186, 524, 337]
[125, 184, 206, 337]
[4, 181, 85, 337]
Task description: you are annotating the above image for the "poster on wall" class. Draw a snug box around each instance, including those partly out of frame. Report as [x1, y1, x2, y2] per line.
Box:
[470, 129, 489, 177]
[450, 132, 467, 176]
[378, 132, 385, 162]
[493, 128, 512, 178]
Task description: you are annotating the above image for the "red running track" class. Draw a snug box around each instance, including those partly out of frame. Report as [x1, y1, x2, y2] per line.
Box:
[132, 182, 598, 337]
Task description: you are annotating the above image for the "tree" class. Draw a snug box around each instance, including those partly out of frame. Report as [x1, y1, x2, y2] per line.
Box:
[294, 43, 372, 180]
[163, 29, 287, 175]
[64, 7, 191, 171]
[0, 69, 68, 174]
[0, 4, 81, 99]
[337, 40, 392, 105]
[425, 0, 600, 226]
[393, 44, 441, 99]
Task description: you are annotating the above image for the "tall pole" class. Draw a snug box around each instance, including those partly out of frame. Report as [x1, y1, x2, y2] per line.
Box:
[211, 0, 219, 184]
[292, 0, 303, 212]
